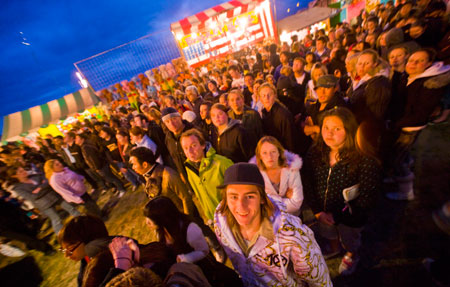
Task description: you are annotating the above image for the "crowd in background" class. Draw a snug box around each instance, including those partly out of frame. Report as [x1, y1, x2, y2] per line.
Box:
[1, 0, 450, 286]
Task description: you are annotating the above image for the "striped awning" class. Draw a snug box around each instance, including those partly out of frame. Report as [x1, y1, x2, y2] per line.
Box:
[2, 87, 99, 141]
[170, 0, 265, 35]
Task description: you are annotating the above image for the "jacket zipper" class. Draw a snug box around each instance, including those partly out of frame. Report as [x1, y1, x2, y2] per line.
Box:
[323, 167, 332, 211]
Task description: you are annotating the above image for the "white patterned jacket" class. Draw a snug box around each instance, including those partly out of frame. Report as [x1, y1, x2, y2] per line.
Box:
[214, 198, 332, 287]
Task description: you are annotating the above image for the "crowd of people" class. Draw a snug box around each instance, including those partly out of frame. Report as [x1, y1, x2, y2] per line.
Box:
[1, 0, 450, 286]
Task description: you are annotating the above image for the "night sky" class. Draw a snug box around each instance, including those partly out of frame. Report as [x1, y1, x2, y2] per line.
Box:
[0, 0, 303, 127]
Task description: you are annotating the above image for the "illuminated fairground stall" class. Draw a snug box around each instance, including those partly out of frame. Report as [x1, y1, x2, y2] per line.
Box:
[170, 0, 277, 67]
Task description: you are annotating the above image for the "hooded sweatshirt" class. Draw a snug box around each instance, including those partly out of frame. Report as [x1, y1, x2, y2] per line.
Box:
[396, 62, 450, 128]
[214, 198, 331, 287]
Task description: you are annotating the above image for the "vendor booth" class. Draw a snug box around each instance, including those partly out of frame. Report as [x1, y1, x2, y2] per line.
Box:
[170, 0, 277, 67]
[2, 87, 100, 141]
[277, 6, 339, 44]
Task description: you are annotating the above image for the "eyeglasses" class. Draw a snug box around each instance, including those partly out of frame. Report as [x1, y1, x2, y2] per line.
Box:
[59, 241, 82, 256]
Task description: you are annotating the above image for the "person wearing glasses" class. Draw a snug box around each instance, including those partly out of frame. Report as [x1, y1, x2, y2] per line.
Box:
[58, 215, 111, 287]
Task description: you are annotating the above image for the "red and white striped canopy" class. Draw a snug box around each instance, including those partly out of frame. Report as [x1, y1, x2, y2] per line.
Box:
[171, 0, 265, 35]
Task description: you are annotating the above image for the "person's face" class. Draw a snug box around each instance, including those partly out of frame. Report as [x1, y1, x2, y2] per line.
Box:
[409, 26, 424, 39]
[293, 60, 305, 73]
[53, 160, 65, 172]
[306, 54, 314, 64]
[389, 48, 408, 68]
[365, 34, 376, 47]
[94, 125, 102, 133]
[164, 116, 184, 134]
[316, 40, 325, 51]
[116, 134, 128, 145]
[228, 93, 245, 113]
[244, 76, 254, 88]
[259, 142, 280, 169]
[129, 156, 149, 175]
[53, 138, 63, 147]
[199, 105, 210, 120]
[186, 91, 198, 102]
[180, 135, 205, 163]
[208, 82, 216, 92]
[406, 51, 432, 76]
[129, 133, 141, 145]
[61, 241, 85, 261]
[226, 184, 264, 230]
[14, 167, 28, 180]
[317, 86, 336, 104]
[260, 87, 276, 110]
[229, 69, 240, 79]
[134, 117, 143, 127]
[74, 136, 83, 146]
[368, 21, 376, 32]
[99, 131, 108, 140]
[321, 116, 347, 150]
[356, 54, 376, 77]
[280, 53, 288, 64]
[210, 108, 228, 127]
[312, 68, 325, 82]
[400, 3, 412, 16]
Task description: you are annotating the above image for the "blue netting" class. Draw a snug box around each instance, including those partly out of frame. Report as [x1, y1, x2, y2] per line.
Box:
[75, 30, 181, 91]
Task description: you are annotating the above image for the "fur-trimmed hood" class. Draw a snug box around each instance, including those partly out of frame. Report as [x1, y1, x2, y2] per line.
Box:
[408, 62, 450, 86]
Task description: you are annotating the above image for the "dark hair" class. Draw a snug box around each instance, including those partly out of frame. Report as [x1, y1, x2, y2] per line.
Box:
[134, 113, 149, 123]
[227, 65, 239, 72]
[66, 131, 76, 140]
[58, 215, 108, 246]
[314, 107, 360, 169]
[129, 126, 145, 137]
[100, 127, 115, 138]
[116, 128, 129, 138]
[129, 147, 156, 165]
[280, 51, 290, 58]
[415, 48, 436, 63]
[317, 36, 327, 44]
[143, 196, 193, 256]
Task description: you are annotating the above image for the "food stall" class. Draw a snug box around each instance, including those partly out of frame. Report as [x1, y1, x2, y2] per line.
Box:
[170, 0, 277, 67]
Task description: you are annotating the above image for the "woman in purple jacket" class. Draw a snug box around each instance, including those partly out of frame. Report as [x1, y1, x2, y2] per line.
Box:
[44, 159, 102, 218]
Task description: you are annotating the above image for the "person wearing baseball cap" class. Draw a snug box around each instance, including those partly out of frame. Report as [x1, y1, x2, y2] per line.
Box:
[304, 75, 347, 140]
[214, 163, 331, 286]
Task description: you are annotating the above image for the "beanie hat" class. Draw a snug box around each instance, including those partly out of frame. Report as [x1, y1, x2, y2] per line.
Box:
[161, 107, 180, 122]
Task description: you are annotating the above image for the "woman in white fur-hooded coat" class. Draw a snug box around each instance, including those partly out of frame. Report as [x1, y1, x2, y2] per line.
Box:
[250, 136, 304, 216]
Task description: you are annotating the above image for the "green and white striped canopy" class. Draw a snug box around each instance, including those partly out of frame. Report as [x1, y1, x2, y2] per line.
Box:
[2, 87, 99, 141]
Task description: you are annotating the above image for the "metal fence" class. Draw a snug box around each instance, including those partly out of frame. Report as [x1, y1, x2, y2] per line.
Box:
[74, 30, 181, 91]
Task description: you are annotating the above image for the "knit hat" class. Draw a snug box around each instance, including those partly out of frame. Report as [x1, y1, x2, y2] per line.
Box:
[217, 163, 265, 189]
[385, 28, 404, 49]
[182, 110, 197, 123]
[161, 107, 180, 122]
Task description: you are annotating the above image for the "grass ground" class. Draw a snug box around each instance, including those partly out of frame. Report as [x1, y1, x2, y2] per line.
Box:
[1, 119, 449, 286]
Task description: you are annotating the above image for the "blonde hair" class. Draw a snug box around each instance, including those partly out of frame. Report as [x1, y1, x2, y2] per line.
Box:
[44, 159, 57, 180]
[255, 136, 288, 170]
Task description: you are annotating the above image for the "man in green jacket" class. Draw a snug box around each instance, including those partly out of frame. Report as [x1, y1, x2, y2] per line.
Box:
[180, 128, 233, 226]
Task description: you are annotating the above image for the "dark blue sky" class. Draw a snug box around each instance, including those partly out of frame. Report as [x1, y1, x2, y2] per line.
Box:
[0, 0, 303, 124]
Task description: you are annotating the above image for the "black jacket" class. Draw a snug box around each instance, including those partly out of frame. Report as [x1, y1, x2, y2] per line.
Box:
[80, 141, 104, 170]
[210, 119, 255, 163]
[262, 102, 300, 154]
[164, 120, 199, 178]
[302, 150, 381, 227]
[227, 106, 263, 142]
[348, 75, 391, 125]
